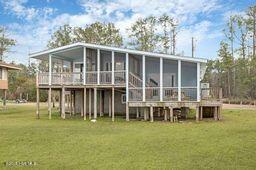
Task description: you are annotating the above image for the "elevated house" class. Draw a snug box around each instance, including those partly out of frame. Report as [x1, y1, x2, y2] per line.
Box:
[30, 42, 222, 122]
[0, 61, 21, 107]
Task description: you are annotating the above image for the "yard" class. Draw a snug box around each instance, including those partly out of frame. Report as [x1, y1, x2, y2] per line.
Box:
[0, 104, 256, 169]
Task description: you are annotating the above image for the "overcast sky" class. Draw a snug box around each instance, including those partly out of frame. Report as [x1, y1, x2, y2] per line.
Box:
[0, 0, 255, 64]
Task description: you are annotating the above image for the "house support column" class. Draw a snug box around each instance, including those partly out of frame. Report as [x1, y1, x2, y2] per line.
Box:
[169, 107, 173, 122]
[108, 92, 111, 117]
[112, 87, 115, 121]
[214, 106, 218, 121]
[164, 107, 167, 121]
[94, 88, 97, 119]
[99, 90, 103, 117]
[200, 106, 203, 120]
[144, 108, 147, 121]
[36, 88, 40, 118]
[59, 90, 62, 115]
[89, 89, 92, 119]
[48, 87, 52, 119]
[196, 106, 200, 121]
[81, 90, 83, 117]
[61, 86, 65, 119]
[70, 91, 73, 116]
[150, 106, 154, 122]
[83, 88, 87, 120]
[136, 107, 139, 118]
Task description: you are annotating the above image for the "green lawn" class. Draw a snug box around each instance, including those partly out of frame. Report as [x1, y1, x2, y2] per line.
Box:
[0, 104, 256, 169]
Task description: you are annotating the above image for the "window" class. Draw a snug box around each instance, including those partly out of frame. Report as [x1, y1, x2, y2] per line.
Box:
[121, 94, 126, 104]
[0, 68, 2, 80]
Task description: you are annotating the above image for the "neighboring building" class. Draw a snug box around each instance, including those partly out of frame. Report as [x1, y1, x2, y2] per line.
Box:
[0, 61, 21, 107]
[30, 42, 221, 121]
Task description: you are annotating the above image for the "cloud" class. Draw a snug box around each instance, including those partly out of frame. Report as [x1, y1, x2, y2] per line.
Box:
[1, 0, 224, 63]
[1, 0, 56, 21]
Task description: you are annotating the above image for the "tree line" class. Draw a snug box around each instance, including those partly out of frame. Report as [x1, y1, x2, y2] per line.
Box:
[204, 5, 256, 102]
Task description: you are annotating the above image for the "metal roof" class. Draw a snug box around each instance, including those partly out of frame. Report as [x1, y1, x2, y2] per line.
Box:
[30, 42, 207, 63]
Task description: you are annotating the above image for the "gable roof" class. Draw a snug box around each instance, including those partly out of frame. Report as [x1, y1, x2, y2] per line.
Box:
[0, 61, 21, 70]
[30, 42, 207, 63]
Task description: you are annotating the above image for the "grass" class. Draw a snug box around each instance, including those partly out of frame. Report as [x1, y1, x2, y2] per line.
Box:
[0, 104, 256, 169]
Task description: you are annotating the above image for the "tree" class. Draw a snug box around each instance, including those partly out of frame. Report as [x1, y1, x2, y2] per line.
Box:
[73, 22, 123, 47]
[217, 41, 233, 98]
[247, 5, 256, 58]
[48, 24, 74, 48]
[0, 26, 16, 61]
[128, 16, 159, 52]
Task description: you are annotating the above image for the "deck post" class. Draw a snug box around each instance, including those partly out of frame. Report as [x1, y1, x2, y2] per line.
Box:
[36, 88, 40, 119]
[49, 54, 52, 86]
[150, 106, 154, 122]
[61, 86, 65, 119]
[83, 47, 86, 85]
[144, 108, 147, 121]
[142, 55, 145, 101]
[59, 90, 61, 114]
[108, 92, 111, 117]
[48, 87, 52, 119]
[160, 57, 163, 101]
[178, 60, 181, 101]
[197, 62, 201, 102]
[112, 51, 115, 85]
[200, 106, 203, 120]
[81, 90, 83, 117]
[112, 87, 115, 121]
[94, 88, 97, 119]
[196, 106, 199, 121]
[83, 88, 86, 120]
[97, 49, 100, 85]
[214, 106, 218, 121]
[136, 107, 139, 118]
[125, 52, 129, 110]
[169, 107, 173, 122]
[89, 89, 92, 119]
[70, 91, 73, 116]
[99, 90, 103, 117]
[164, 107, 167, 121]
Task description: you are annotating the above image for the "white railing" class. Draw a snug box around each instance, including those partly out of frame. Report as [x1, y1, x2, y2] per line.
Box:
[100, 71, 112, 84]
[129, 72, 142, 87]
[62, 72, 83, 85]
[129, 88, 143, 101]
[181, 87, 197, 101]
[86, 71, 97, 84]
[38, 71, 126, 85]
[163, 87, 178, 101]
[145, 87, 160, 101]
[38, 72, 49, 85]
[115, 70, 125, 85]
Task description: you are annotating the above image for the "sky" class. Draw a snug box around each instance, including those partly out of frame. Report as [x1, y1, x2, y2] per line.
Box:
[0, 0, 255, 64]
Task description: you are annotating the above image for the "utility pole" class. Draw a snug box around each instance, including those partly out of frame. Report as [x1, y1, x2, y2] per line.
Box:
[192, 37, 195, 58]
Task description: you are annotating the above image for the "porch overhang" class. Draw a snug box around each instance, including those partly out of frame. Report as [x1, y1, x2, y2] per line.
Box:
[29, 42, 207, 63]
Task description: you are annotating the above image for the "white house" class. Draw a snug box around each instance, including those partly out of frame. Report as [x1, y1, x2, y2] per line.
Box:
[30, 42, 221, 122]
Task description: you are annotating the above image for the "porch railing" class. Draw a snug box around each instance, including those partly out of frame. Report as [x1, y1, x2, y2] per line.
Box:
[115, 70, 125, 85]
[38, 71, 126, 85]
[86, 71, 97, 84]
[129, 88, 143, 101]
[163, 87, 178, 101]
[181, 87, 197, 101]
[145, 87, 160, 101]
